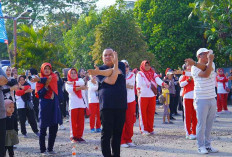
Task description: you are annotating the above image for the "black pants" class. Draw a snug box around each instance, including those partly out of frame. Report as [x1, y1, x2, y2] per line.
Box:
[59, 102, 64, 125]
[100, 109, 126, 157]
[5, 146, 14, 157]
[32, 90, 39, 121]
[39, 124, 58, 153]
[18, 108, 38, 135]
[174, 94, 180, 114]
[169, 94, 175, 116]
[0, 118, 6, 157]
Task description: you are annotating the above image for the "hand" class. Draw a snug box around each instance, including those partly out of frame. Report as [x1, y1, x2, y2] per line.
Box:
[185, 58, 195, 66]
[0, 75, 8, 86]
[31, 76, 40, 83]
[10, 85, 19, 91]
[173, 68, 183, 75]
[111, 51, 118, 65]
[208, 53, 214, 62]
[45, 76, 52, 87]
[81, 86, 87, 90]
[88, 65, 100, 76]
[25, 89, 33, 93]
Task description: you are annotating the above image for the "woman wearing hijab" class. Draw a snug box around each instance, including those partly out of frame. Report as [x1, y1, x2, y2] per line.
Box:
[35, 63, 61, 155]
[65, 68, 87, 143]
[136, 60, 167, 135]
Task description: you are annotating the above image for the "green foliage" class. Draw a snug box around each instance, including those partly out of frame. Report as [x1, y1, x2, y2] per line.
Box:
[134, 0, 203, 72]
[64, 10, 102, 69]
[190, 0, 232, 66]
[92, 2, 155, 69]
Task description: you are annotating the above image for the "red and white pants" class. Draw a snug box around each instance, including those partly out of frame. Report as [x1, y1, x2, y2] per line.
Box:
[89, 103, 101, 129]
[121, 101, 136, 144]
[138, 96, 156, 133]
[183, 99, 197, 135]
[69, 108, 85, 140]
[217, 93, 228, 112]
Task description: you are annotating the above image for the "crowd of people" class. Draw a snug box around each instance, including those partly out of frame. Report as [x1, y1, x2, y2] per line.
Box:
[0, 47, 232, 157]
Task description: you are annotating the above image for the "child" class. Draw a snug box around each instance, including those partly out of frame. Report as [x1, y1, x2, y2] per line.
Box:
[162, 81, 173, 124]
[4, 99, 19, 157]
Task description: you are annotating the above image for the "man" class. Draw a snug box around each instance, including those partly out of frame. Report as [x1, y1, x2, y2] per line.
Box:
[89, 48, 127, 157]
[186, 48, 218, 154]
[0, 67, 8, 156]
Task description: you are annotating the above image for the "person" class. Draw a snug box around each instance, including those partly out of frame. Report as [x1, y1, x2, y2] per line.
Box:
[136, 60, 167, 135]
[4, 99, 19, 157]
[120, 60, 136, 148]
[62, 68, 70, 118]
[87, 75, 101, 133]
[54, 71, 65, 130]
[161, 81, 172, 124]
[15, 75, 39, 137]
[216, 68, 229, 113]
[180, 64, 197, 140]
[65, 68, 87, 143]
[187, 48, 218, 154]
[0, 67, 8, 157]
[34, 63, 62, 155]
[88, 48, 127, 157]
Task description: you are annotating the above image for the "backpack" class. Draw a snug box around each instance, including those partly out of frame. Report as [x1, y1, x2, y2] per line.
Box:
[158, 95, 165, 104]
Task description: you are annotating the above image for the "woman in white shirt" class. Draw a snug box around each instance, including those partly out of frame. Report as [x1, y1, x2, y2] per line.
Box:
[136, 60, 166, 135]
[65, 68, 87, 143]
[87, 75, 101, 133]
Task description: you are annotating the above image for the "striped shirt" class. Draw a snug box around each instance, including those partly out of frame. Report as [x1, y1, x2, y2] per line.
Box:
[191, 62, 216, 99]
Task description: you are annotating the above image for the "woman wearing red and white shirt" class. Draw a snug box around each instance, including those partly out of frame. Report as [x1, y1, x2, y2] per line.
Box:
[216, 68, 229, 113]
[65, 68, 87, 143]
[121, 60, 136, 148]
[87, 75, 101, 133]
[136, 60, 166, 135]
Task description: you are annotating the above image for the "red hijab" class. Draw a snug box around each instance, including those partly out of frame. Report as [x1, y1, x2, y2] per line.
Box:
[67, 68, 82, 98]
[35, 63, 58, 98]
[216, 68, 228, 89]
[140, 60, 155, 83]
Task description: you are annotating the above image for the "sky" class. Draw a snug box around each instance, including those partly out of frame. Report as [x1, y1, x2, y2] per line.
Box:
[96, 0, 116, 9]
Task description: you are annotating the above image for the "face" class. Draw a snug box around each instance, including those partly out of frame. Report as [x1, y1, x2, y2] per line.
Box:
[43, 65, 51, 76]
[6, 103, 14, 116]
[198, 52, 209, 63]
[70, 70, 78, 79]
[28, 71, 31, 76]
[103, 49, 114, 66]
[124, 63, 129, 73]
[80, 69, 86, 77]
[144, 63, 151, 71]
[19, 77, 25, 85]
[167, 74, 173, 80]
[186, 65, 192, 71]
[6, 67, 11, 77]
[91, 75, 96, 81]
[218, 70, 223, 75]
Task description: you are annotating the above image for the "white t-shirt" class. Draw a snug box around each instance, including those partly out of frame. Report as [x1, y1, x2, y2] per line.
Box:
[126, 72, 135, 103]
[28, 75, 37, 90]
[217, 81, 228, 94]
[136, 71, 163, 97]
[15, 95, 25, 109]
[65, 79, 87, 110]
[191, 62, 216, 99]
[87, 81, 99, 103]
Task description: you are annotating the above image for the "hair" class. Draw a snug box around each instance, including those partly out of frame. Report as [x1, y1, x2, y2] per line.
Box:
[29, 68, 38, 75]
[62, 68, 70, 78]
[18, 75, 26, 82]
[182, 64, 186, 70]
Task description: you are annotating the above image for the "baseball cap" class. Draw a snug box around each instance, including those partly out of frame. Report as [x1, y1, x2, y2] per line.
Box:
[196, 48, 213, 57]
[166, 69, 174, 75]
[121, 60, 129, 66]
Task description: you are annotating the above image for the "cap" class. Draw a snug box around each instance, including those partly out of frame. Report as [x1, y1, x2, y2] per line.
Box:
[196, 48, 213, 57]
[121, 60, 129, 66]
[166, 69, 174, 75]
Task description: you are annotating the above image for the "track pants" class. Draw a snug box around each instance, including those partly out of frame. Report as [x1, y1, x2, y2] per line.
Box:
[217, 93, 228, 112]
[121, 101, 136, 144]
[183, 99, 197, 135]
[138, 96, 156, 133]
[69, 108, 85, 139]
[89, 103, 101, 130]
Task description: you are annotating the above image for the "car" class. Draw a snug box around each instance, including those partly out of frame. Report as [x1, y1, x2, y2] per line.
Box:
[0, 60, 11, 67]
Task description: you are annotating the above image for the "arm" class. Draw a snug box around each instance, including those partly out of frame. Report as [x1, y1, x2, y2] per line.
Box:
[185, 58, 207, 71]
[155, 76, 164, 87]
[198, 60, 214, 78]
[0, 75, 8, 86]
[88, 65, 113, 77]
[15, 85, 31, 96]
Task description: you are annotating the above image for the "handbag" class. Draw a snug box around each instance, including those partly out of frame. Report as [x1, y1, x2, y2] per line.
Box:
[150, 83, 158, 95]
[25, 100, 34, 110]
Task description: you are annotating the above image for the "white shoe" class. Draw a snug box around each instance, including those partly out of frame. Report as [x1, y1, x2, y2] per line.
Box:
[198, 147, 208, 154]
[189, 134, 196, 140]
[121, 144, 129, 148]
[206, 146, 218, 153]
[127, 142, 136, 147]
[142, 131, 149, 136]
[223, 110, 230, 114]
[59, 125, 66, 130]
[217, 111, 223, 114]
[186, 135, 190, 139]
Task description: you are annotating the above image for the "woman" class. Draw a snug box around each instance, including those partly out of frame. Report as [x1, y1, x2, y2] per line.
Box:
[35, 63, 61, 155]
[136, 60, 166, 135]
[121, 60, 136, 147]
[15, 75, 39, 137]
[65, 68, 87, 143]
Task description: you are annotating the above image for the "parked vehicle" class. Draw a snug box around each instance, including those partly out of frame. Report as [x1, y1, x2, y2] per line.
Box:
[0, 60, 11, 67]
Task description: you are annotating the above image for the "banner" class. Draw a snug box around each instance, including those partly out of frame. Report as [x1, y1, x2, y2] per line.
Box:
[0, 1, 8, 44]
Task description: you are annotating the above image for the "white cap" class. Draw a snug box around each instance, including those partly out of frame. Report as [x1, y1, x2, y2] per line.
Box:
[196, 48, 213, 57]
[121, 60, 129, 66]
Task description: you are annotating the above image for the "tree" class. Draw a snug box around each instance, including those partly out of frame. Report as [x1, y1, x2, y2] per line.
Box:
[134, 0, 203, 72]
[190, 0, 232, 66]
[64, 10, 102, 69]
[14, 25, 66, 71]
[91, 2, 156, 69]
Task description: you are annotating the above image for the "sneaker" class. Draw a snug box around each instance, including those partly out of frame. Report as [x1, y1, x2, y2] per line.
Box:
[59, 125, 66, 130]
[198, 147, 208, 154]
[149, 131, 155, 135]
[217, 111, 223, 114]
[162, 122, 168, 124]
[121, 144, 129, 148]
[96, 128, 102, 133]
[71, 139, 78, 143]
[90, 129, 95, 133]
[206, 146, 218, 153]
[127, 142, 136, 147]
[189, 134, 196, 140]
[142, 131, 149, 136]
[186, 135, 190, 139]
[223, 110, 230, 114]
[40, 152, 47, 156]
[47, 150, 56, 155]
[77, 138, 86, 143]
